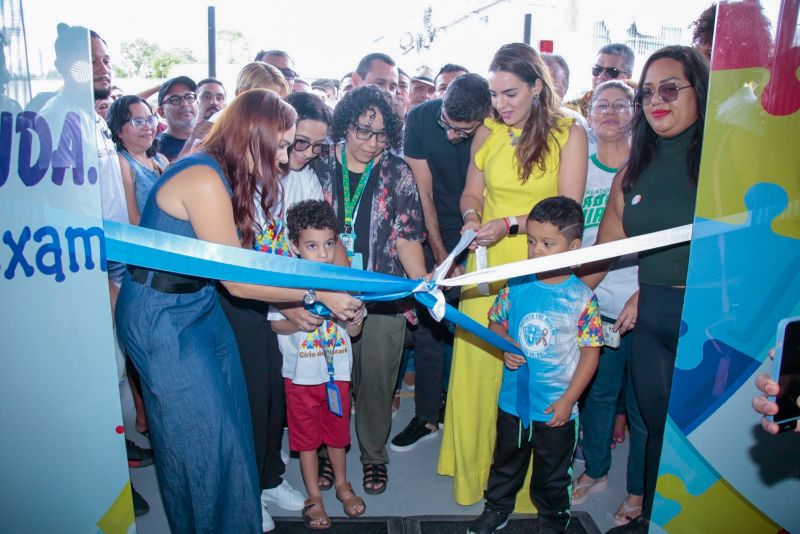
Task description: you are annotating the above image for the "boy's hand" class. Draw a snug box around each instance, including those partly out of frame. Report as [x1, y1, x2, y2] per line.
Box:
[348, 302, 367, 327]
[544, 397, 574, 427]
[503, 351, 526, 370]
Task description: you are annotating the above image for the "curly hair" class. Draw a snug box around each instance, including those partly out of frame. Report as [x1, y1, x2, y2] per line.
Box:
[106, 95, 158, 158]
[691, 4, 717, 48]
[286, 199, 337, 244]
[330, 85, 403, 151]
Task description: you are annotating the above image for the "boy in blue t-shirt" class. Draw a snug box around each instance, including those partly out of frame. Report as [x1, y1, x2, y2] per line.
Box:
[468, 196, 604, 534]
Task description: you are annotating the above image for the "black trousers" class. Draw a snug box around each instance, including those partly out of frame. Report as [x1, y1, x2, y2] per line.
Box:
[485, 409, 577, 533]
[630, 283, 685, 519]
[412, 287, 458, 424]
[218, 287, 285, 491]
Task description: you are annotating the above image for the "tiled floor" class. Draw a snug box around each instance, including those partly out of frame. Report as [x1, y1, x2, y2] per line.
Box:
[123, 383, 630, 533]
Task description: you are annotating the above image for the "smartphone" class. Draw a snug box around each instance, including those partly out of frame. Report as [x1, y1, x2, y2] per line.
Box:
[602, 321, 621, 349]
[770, 317, 800, 433]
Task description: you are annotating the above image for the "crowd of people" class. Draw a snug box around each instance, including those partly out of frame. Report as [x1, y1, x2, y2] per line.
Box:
[40, 5, 793, 534]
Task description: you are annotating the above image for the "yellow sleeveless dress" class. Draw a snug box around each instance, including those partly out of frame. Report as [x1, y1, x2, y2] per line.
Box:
[438, 116, 574, 509]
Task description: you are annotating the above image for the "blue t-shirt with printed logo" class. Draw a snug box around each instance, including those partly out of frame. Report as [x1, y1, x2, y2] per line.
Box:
[488, 274, 603, 425]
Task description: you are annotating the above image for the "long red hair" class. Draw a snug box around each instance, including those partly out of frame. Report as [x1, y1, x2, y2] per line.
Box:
[198, 89, 297, 248]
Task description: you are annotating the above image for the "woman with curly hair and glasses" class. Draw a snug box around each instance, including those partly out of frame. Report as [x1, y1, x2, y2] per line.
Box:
[311, 85, 427, 497]
[440, 42, 587, 510]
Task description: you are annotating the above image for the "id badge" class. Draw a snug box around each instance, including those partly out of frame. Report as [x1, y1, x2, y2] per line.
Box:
[339, 232, 355, 256]
[350, 252, 363, 270]
[326, 381, 343, 416]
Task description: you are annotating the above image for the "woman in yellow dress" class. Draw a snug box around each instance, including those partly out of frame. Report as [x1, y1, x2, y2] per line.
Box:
[438, 43, 588, 509]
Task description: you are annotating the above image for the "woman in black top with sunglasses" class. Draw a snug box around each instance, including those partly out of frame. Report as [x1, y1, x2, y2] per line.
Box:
[582, 46, 709, 533]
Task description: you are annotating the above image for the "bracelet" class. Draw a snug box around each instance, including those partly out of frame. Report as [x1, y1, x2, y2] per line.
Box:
[502, 216, 510, 234]
[462, 208, 482, 222]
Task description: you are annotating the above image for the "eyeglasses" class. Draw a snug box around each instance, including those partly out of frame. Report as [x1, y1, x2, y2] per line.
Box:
[590, 99, 632, 115]
[352, 125, 388, 144]
[591, 65, 629, 79]
[279, 68, 297, 81]
[436, 112, 480, 141]
[128, 115, 159, 129]
[291, 138, 329, 155]
[162, 93, 197, 106]
[637, 82, 693, 106]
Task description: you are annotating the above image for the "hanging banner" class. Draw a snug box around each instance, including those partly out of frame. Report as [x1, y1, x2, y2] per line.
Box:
[653, 1, 800, 532]
[0, 16, 134, 534]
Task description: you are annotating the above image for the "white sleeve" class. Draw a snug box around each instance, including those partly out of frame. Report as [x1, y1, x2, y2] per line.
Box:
[267, 305, 286, 322]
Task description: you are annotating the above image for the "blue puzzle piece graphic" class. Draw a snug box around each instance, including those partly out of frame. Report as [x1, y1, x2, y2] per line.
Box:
[670, 183, 800, 434]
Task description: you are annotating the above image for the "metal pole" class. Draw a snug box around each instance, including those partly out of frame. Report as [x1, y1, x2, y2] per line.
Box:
[207, 6, 216, 78]
[523, 13, 532, 45]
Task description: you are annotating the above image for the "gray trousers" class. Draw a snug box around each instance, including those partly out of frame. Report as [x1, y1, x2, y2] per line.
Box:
[352, 313, 406, 465]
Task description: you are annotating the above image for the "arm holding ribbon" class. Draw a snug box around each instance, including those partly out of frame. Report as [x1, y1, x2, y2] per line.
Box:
[579, 168, 628, 291]
[163, 163, 361, 321]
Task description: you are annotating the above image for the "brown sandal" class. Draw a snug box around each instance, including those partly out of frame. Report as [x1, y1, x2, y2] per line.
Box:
[335, 481, 366, 517]
[302, 496, 330, 530]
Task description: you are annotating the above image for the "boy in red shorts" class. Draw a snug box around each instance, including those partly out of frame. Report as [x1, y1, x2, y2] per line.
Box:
[270, 200, 366, 529]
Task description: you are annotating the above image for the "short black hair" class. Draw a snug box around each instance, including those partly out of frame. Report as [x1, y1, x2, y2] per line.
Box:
[285, 91, 332, 125]
[435, 63, 468, 84]
[286, 200, 337, 244]
[597, 43, 635, 74]
[528, 196, 584, 242]
[442, 73, 491, 123]
[197, 77, 225, 91]
[254, 49, 291, 63]
[355, 53, 395, 79]
[331, 85, 404, 150]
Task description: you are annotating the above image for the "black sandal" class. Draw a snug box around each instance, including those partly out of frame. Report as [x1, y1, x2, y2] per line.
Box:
[362, 463, 388, 495]
[318, 455, 334, 491]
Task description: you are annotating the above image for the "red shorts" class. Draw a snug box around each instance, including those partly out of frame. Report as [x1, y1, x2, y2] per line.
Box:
[284, 379, 351, 452]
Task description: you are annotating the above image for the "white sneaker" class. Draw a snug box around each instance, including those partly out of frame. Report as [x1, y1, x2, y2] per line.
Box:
[261, 479, 305, 511]
[261, 502, 275, 532]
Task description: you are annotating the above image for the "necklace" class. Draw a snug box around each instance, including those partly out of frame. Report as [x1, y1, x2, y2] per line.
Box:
[507, 127, 521, 147]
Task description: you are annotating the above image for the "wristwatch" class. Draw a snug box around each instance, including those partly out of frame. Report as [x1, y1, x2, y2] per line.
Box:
[303, 289, 317, 306]
[507, 216, 520, 236]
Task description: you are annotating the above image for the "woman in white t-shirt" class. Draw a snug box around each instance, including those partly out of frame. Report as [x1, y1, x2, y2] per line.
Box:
[572, 81, 647, 527]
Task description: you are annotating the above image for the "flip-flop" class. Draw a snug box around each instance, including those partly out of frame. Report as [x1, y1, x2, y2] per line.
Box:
[613, 498, 643, 526]
[570, 475, 608, 505]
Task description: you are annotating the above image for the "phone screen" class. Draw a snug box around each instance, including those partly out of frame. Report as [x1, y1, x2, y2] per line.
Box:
[774, 319, 800, 429]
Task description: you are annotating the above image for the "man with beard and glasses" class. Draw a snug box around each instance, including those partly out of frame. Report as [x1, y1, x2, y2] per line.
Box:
[390, 73, 491, 453]
[155, 75, 198, 162]
[39, 24, 151, 517]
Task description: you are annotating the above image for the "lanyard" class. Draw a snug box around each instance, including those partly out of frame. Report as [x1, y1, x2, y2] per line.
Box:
[319, 320, 336, 382]
[341, 144, 376, 232]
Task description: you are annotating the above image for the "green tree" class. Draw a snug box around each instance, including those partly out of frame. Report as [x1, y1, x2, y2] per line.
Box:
[150, 48, 197, 79]
[118, 39, 159, 77]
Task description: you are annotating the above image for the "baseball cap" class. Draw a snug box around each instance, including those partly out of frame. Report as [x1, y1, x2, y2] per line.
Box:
[158, 76, 198, 105]
[412, 66, 435, 87]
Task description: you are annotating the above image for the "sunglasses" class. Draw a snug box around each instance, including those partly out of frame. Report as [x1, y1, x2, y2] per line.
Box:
[162, 93, 197, 106]
[279, 67, 297, 81]
[637, 82, 693, 106]
[291, 138, 329, 155]
[591, 65, 629, 79]
[436, 112, 480, 142]
[128, 115, 159, 129]
[352, 125, 388, 144]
